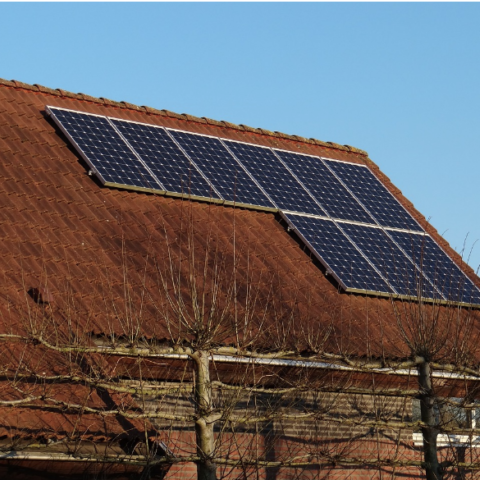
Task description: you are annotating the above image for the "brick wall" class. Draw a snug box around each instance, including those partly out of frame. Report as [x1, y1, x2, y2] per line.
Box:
[143, 387, 431, 480]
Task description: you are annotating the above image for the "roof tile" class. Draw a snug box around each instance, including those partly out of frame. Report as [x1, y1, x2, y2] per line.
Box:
[120, 100, 146, 112]
[76, 92, 104, 104]
[309, 138, 330, 148]
[143, 105, 168, 116]
[56, 88, 80, 99]
[162, 109, 186, 120]
[99, 97, 125, 108]
[182, 113, 207, 124]
[11, 80, 39, 91]
[257, 127, 278, 137]
[344, 144, 368, 155]
[204, 117, 225, 127]
[326, 141, 348, 151]
[239, 123, 258, 134]
[33, 83, 62, 96]
[0, 78, 15, 88]
[220, 120, 243, 131]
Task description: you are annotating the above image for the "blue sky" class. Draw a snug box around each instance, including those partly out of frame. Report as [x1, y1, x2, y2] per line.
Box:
[1, 3, 480, 271]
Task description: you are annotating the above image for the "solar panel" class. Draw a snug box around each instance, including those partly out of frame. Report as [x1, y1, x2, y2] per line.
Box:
[223, 141, 326, 216]
[111, 119, 220, 199]
[48, 107, 160, 190]
[325, 160, 421, 231]
[169, 130, 274, 208]
[47, 105, 480, 307]
[390, 231, 480, 304]
[275, 150, 374, 224]
[285, 214, 391, 293]
[339, 223, 438, 298]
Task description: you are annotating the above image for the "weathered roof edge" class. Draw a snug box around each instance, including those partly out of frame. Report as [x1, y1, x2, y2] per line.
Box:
[0, 77, 368, 157]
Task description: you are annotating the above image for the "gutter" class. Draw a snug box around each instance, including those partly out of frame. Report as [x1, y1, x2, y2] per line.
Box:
[0, 451, 153, 465]
[96, 347, 480, 381]
[212, 354, 479, 381]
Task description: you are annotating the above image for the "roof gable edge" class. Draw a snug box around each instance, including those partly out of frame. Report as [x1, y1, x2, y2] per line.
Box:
[0, 77, 369, 157]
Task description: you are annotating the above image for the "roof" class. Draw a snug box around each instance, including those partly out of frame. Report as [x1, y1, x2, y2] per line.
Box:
[0, 77, 479, 355]
[1, 78, 480, 476]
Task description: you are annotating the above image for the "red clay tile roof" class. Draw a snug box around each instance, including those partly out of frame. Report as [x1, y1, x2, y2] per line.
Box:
[2, 78, 480, 478]
[0, 77, 479, 362]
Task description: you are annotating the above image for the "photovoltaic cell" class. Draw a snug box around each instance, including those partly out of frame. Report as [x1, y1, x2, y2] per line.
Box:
[169, 130, 274, 208]
[326, 160, 421, 231]
[224, 141, 326, 216]
[286, 214, 391, 293]
[389, 231, 480, 304]
[111, 120, 219, 199]
[340, 223, 437, 298]
[276, 150, 374, 223]
[48, 107, 159, 190]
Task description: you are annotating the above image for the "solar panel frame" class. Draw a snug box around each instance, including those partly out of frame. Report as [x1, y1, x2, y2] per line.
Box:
[47, 106, 164, 192]
[167, 127, 276, 210]
[339, 222, 439, 299]
[222, 140, 327, 216]
[213, 138, 276, 205]
[107, 118, 166, 190]
[379, 228, 447, 301]
[110, 118, 222, 200]
[324, 158, 423, 232]
[389, 230, 480, 305]
[283, 213, 394, 294]
[274, 149, 376, 224]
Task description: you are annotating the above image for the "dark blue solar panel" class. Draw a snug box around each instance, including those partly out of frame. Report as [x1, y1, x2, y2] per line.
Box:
[169, 130, 274, 208]
[326, 160, 421, 231]
[111, 120, 219, 199]
[224, 141, 326, 216]
[275, 151, 373, 223]
[286, 215, 391, 293]
[340, 223, 437, 298]
[50, 107, 480, 305]
[389, 231, 480, 304]
[49, 108, 159, 190]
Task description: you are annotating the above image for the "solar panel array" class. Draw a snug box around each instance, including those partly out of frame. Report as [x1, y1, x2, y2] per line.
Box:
[47, 105, 480, 306]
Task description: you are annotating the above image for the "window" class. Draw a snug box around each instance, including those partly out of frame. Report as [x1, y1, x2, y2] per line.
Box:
[412, 398, 480, 447]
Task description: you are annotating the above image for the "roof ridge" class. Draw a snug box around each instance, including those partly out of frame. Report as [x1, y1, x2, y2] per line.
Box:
[0, 78, 368, 157]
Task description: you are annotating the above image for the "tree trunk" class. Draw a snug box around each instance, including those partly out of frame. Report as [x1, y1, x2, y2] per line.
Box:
[193, 351, 217, 480]
[419, 360, 442, 480]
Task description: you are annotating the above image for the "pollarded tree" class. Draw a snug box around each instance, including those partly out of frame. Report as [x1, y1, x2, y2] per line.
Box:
[2, 201, 480, 480]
